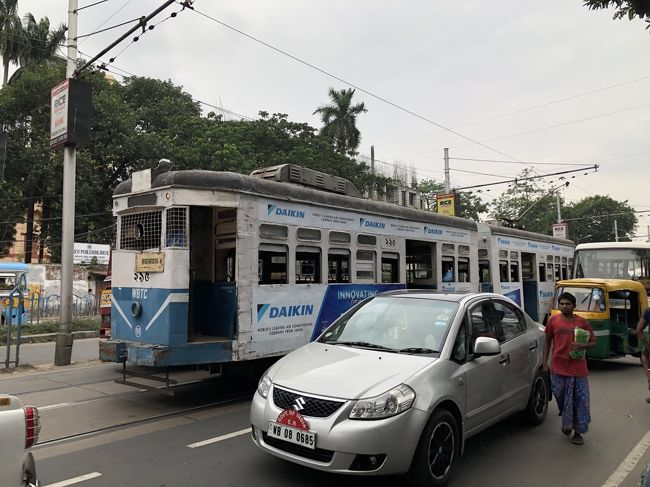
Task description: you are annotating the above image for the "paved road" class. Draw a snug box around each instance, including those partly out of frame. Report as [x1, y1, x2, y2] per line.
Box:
[0, 337, 100, 367]
[2, 355, 650, 487]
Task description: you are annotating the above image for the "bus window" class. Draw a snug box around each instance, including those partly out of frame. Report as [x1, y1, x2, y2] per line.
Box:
[296, 246, 321, 284]
[381, 252, 399, 283]
[479, 260, 491, 283]
[442, 256, 455, 282]
[356, 250, 376, 281]
[458, 257, 470, 282]
[539, 263, 546, 282]
[510, 261, 520, 282]
[499, 260, 509, 282]
[258, 244, 288, 284]
[328, 249, 350, 283]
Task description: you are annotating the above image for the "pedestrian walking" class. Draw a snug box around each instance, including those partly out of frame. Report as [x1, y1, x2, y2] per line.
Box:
[542, 291, 596, 446]
[636, 306, 650, 402]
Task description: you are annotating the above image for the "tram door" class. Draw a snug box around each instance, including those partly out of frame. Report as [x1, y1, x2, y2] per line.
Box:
[406, 240, 437, 289]
[521, 252, 539, 321]
[188, 206, 237, 342]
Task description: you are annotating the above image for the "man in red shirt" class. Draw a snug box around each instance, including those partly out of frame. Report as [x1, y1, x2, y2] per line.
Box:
[542, 292, 596, 446]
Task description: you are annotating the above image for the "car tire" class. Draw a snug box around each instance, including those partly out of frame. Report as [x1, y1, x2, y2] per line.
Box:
[522, 372, 549, 425]
[408, 409, 458, 487]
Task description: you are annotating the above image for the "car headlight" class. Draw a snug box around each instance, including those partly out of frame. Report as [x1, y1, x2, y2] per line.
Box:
[257, 373, 272, 398]
[349, 384, 415, 420]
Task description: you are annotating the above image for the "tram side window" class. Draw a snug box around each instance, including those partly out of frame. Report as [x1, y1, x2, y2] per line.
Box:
[165, 207, 188, 248]
[499, 260, 509, 282]
[539, 263, 546, 282]
[458, 257, 470, 282]
[296, 247, 321, 284]
[381, 252, 399, 283]
[479, 259, 491, 283]
[356, 250, 376, 281]
[442, 256, 455, 282]
[561, 265, 568, 280]
[328, 249, 350, 283]
[258, 244, 288, 284]
[510, 261, 520, 282]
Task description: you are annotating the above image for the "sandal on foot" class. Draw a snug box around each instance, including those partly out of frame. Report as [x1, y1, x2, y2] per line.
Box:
[572, 433, 584, 445]
[561, 427, 572, 436]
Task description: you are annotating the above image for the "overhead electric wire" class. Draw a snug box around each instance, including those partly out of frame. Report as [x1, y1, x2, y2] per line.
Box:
[188, 7, 525, 164]
[76, 0, 111, 12]
[449, 157, 593, 167]
[78, 0, 134, 45]
[377, 73, 650, 148]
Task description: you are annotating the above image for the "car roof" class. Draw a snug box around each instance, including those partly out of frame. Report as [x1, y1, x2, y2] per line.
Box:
[376, 290, 508, 304]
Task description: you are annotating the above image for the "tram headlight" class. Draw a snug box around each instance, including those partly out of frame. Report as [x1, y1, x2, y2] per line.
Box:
[257, 372, 272, 399]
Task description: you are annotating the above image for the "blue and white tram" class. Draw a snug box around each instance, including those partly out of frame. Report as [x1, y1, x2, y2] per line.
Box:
[100, 163, 574, 368]
[477, 223, 574, 321]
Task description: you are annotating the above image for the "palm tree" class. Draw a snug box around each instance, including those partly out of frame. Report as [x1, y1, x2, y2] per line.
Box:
[0, 0, 23, 86]
[313, 88, 367, 155]
[19, 13, 66, 68]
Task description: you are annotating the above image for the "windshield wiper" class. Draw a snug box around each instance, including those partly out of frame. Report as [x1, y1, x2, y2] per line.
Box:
[398, 347, 437, 354]
[324, 340, 397, 352]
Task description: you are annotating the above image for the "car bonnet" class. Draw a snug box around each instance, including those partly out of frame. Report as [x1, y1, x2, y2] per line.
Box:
[269, 341, 435, 400]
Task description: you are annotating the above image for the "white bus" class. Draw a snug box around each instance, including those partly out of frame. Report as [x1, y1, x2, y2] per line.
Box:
[573, 242, 650, 294]
[100, 163, 575, 368]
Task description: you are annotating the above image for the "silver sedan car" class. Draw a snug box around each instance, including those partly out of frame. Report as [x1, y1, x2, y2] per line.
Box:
[250, 291, 549, 486]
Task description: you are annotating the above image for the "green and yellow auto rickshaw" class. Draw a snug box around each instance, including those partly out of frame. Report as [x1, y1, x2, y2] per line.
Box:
[550, 278, 649, 359]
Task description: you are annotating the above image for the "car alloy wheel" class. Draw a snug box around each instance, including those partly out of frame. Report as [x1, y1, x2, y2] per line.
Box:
[409, 409, 458, 487]
[523, 374, 548, 425]
[428, 420, 455, 479]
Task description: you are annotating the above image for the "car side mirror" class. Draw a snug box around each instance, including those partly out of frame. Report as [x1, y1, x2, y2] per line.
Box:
[474, 337, 501, 356]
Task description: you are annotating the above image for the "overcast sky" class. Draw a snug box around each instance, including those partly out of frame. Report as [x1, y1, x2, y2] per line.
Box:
[13, 0, 650, 240]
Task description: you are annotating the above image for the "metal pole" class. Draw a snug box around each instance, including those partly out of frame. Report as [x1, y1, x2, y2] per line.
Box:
[370, 145, 375, 200]
[614, 219, 619, 243]
[556, 192, 562, 224]
[55, 0, 78, 366]
[443, 148, 450, 193]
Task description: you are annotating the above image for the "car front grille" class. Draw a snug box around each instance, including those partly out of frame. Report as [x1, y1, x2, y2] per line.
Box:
[272, 386, 345, 418]
[262, 433, 334, 463]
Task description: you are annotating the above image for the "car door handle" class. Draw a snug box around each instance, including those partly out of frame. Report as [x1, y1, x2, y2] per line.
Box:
[529, 342, 538, 351]
[499, 354, 510, 365]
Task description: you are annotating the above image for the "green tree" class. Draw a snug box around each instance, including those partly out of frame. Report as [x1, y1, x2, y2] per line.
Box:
[19, 13, 66, 67]
[0, 0, 23, 86]
[313, 88, 367, 155]
[563, 195, 637, 242]
[583, 1, 650, 31]
[489, 170, 564, 234]
[417, 179, 489, 221]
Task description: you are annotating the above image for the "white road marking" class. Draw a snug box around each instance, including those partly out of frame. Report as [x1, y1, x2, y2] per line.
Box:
[39, 391, 148, 411]
[44, 472, 102, 487]
[602, 428, 650, 487]
[187, 427, 252, 448]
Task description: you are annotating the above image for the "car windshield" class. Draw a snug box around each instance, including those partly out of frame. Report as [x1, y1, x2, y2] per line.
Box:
[319, 296, 458, 353]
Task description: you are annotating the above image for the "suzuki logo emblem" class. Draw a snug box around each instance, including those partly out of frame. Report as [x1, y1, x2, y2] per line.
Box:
[293, 397, 306, 411]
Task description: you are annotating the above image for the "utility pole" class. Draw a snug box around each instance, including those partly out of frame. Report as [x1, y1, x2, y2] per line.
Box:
[555, 192, 562, 224]
[614, 219, 619, 243]
[370, 145, 375, 200]
[443, 148, 450, 193]
[54, 0, 78, 366]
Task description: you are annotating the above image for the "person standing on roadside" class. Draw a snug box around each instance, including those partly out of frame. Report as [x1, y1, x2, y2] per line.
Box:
[636, 306, 650, 401]
[542, 292, 596, 446]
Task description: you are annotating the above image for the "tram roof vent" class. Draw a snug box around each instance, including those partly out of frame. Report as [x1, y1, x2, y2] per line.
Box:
[250, 164, 361, 197]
